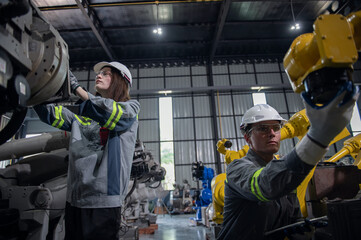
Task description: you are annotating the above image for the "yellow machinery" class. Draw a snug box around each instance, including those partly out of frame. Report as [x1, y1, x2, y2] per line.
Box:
[326, 133, 361, 189]
[326, 133, 361, 166]
[283, 11, 360, 106]
[216, 140, 249, 165]
[211, 173, 226, 224]
[282, 9, 361, 218]
[282, 110, 350, 217]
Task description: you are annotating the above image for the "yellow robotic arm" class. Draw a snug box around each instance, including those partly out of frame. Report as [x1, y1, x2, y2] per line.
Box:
[281, 109, 309, 140]
[211, 173, 226, 224]
[281, 108, 350, 143]
[326, 133, 361, 167]
[325, 133, 361, 189]
[216, 139, 249, 165]
[282, 10, 360, 216]
[283, 11, 360, 106]
[283, 11, 360, 92]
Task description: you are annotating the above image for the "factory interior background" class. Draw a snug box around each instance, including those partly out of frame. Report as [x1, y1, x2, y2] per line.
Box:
[1, 0, 361, 239]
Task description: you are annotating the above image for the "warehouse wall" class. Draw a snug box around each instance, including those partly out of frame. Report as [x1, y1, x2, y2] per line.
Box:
[124, 60, 361, 188]
[30, 59, 361, 188]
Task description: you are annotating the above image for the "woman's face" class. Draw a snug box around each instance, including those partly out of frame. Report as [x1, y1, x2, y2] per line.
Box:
[95, 67, 112, 97]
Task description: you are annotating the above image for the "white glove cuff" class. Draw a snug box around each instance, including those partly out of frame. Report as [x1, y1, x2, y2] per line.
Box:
[295, 135, 328, 166]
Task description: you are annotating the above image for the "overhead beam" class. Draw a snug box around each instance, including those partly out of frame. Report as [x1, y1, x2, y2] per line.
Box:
[59, 23, 214, 33]
[130, 83, 293, 96]
[58, 20, 315, 33]
[220, 37, 295, 43]
[209, 0, 232, 61]
[68, 53, 289, 68]
[74, 0, 115, 60]
[68, 41, 208, 51]
[38, 0, 223, 11]
[232, 0, 331, 2]
[67, 36, 296, 51]
[37, 0, 331, 11]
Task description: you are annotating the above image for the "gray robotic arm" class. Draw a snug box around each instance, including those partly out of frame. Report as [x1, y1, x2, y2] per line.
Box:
[0, 0, 70, 145]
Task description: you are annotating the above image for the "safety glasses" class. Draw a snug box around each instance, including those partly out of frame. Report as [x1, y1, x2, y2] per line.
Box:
[249, 123, 282, 134]
[95, 70, 112, 78]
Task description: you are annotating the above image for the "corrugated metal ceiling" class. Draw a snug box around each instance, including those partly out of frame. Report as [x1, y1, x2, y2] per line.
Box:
[31, 0, 361, 67]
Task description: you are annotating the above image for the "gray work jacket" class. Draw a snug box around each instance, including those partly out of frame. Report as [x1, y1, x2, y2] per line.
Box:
[217, 149, 314, 240]
[34, 93, 140, 208]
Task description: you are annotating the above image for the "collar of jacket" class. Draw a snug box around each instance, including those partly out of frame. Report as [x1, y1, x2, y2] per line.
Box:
[246, 149, 273, 167]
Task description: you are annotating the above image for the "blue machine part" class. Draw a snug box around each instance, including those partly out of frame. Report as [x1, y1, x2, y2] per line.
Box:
[192, 166, 215, 222]
[199, 167, 214, 205]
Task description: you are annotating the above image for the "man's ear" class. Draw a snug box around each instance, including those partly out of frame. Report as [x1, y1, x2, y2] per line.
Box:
[244, 133, 251, 145]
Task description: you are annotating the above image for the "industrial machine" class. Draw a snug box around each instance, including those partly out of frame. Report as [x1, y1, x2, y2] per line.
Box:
[169, 180, 193, 214]
[326, 133, 361, 167]
[210, 173, 225, 225]
[1, 2, 166, 239]
[0, 136, 165, 239]
[0, 132, 70, 240]
[191, 160, 214, 223]
[123, 140, 166, 229]
[282, 10, 361, 239]
[305, 133, 361, 219]
[283, 11, 360, 107]
[0, 0, 70, 145]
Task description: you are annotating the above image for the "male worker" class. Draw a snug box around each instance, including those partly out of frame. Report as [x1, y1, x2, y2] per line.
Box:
[217, 89, 359, 240]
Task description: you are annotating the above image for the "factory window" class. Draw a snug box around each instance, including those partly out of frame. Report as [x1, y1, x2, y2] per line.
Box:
[159, 97, 175, 190]
[252, 92, 267, 105]
[350, 103, 361, 135]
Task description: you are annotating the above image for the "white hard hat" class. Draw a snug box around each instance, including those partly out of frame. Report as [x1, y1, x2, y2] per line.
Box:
[94, 61, 132, 87]
[240, 104, 286, 134]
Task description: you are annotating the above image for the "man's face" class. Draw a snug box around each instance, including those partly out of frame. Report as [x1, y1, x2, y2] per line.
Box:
[245, 120, 281, 161]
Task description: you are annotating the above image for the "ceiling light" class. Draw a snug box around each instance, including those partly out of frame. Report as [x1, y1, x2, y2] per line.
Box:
[153, 27, 162, 35]
[159, 90, 172, 96]
[251, 86, 262, 91]
[290, 23, 300, 30]
[289, 0, 300, 31]
[251, 86, 272, 91]
[153, 3, 163, 36]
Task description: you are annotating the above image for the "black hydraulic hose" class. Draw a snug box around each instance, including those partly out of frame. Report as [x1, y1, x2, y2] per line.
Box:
[148, 181, 161, 189]
[124, 178, 137, 203]
[0, 108, 27, 145]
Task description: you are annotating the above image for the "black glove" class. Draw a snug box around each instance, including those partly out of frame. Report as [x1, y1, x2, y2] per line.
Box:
[69, 71, 81, 94]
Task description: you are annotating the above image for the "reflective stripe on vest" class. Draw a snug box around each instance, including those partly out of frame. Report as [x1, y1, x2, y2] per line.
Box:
[75, 115, 92, 126]
[251, 168, 269, 202]
[103, 101, 123, 130]
[225, 168, 228, 183]
[51, 106, 65, 129]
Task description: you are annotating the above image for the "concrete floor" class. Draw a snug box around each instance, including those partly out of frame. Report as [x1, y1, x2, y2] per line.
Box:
[139, 214, 214, 240]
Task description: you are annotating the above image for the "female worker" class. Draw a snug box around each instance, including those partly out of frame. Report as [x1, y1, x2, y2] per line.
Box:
[34, 62, 140, 239]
